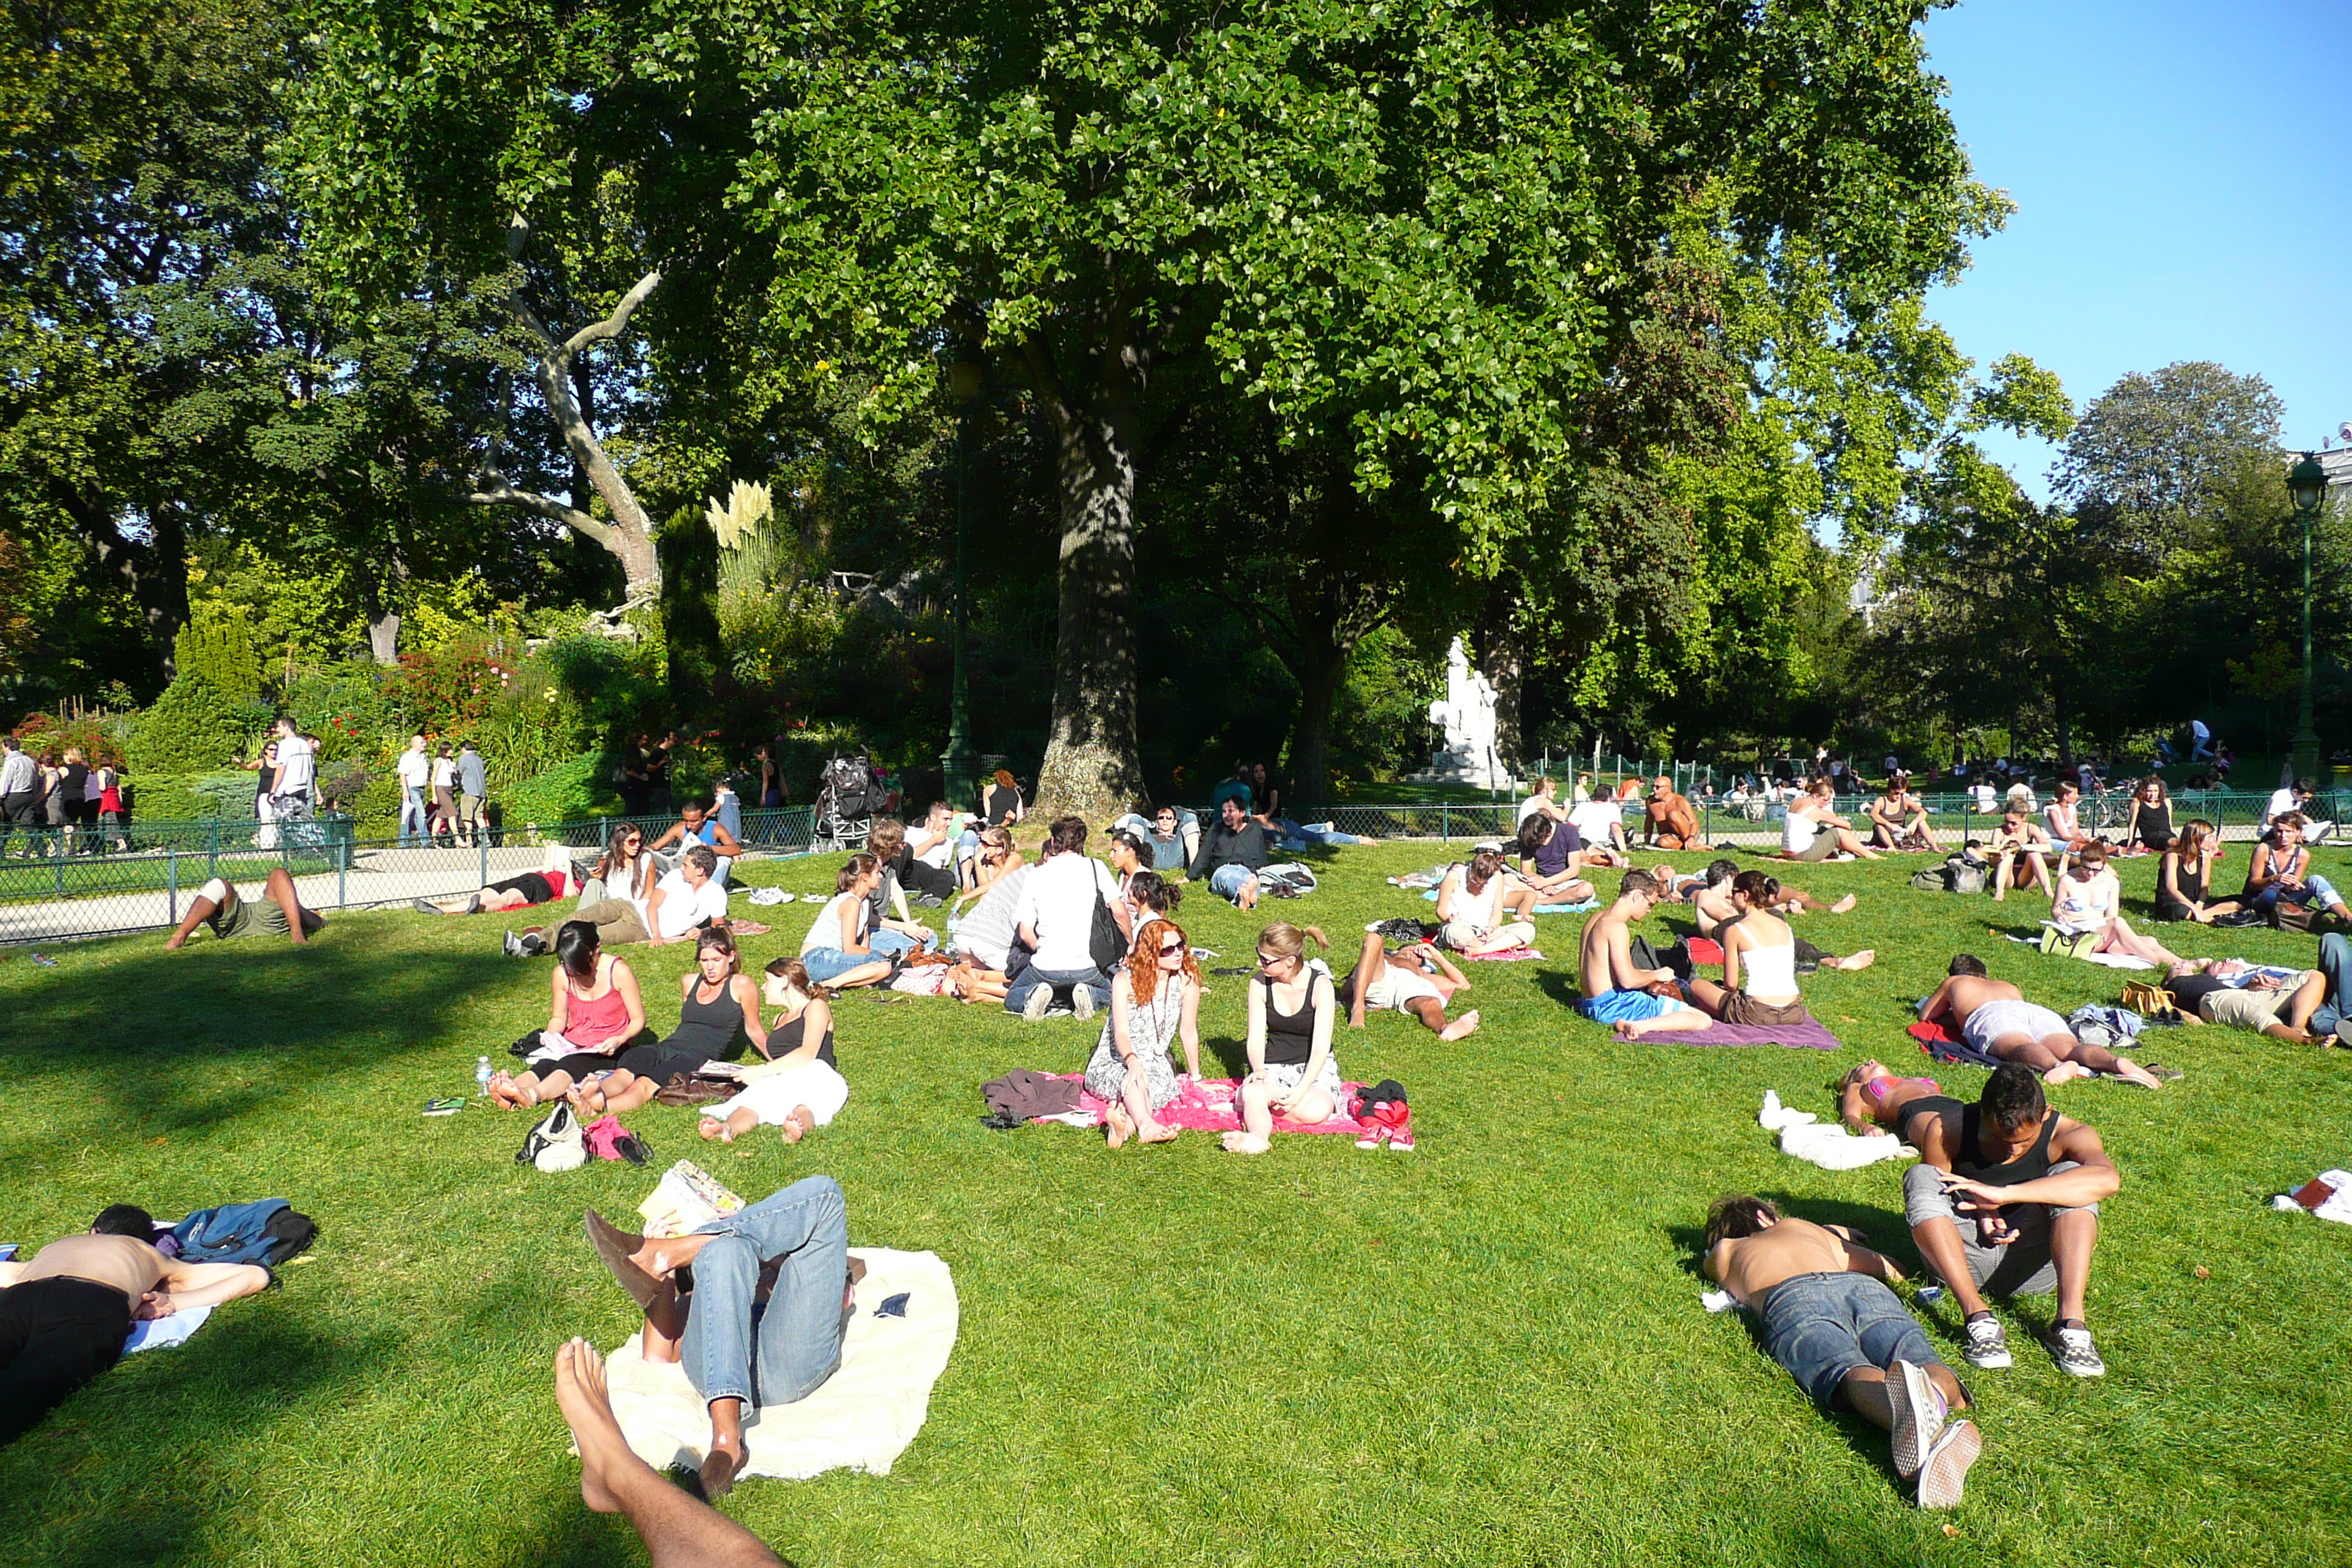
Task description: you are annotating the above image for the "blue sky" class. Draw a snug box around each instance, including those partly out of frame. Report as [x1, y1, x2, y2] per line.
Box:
[1920, 0, 2352, 500]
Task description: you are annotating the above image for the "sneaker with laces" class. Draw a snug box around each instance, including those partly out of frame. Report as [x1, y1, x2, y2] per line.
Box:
[502, 930, 524, 958]
[1020, 985, 1053, 1022]
[1385, 1110, 1416, 1152]
[1914, 1418, 1981, 1509]
[1886, 1360, 1948, 1480]
[1071, 987, 1096, 1022]
[2046, 1324, 2106, 1377]
[1354, 1125, 1387, 1150]
[1962, 1314, 2013, 1369]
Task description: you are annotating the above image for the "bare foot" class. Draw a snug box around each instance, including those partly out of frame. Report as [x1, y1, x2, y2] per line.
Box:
[2113, 1059, 2165, 1090]
[1104, 1101, 1134, 1150]
[698, 1117, 725, 1141]
[781, 1108, 812, 1143]
[164, 934, 186, 951]
[1438, 1009, 1481, 1041]
[1831, 949, 1877, 970]
[2042, 1061, 2092, 1086]
[554, 1338, 630, 1515]
[489, 1073, 522, 1108]
[1831, 894, 1858, 914]
[1137, 1122, 1180, 1145]
[1221, 1131, 1272, 1154]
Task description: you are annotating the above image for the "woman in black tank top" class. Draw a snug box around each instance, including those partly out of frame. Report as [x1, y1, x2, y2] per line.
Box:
[1226, 924, 1344, 1155]
[2154, 819, 2238, 923]
[603, 929, 771, 1112]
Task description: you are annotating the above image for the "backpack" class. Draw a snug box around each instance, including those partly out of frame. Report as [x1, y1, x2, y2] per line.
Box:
[1912, 851, 1986, 895]
[1088, 868, 1125, 972]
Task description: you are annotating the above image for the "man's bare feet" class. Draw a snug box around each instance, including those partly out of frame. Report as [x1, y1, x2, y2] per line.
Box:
[781, 1108, 812, 1144]
[554, 1338, 630, 1515]
[1831, 894, 1858, 914]
[164, 934, 186, 950]
[2112, 1059, 2165, 1090]
[699, 1117, 728, 1141]
[1104, 1101, 1134, 1150]
[1438, 1009, 1480, 1041]
[1221, 1131, 1272, 1154]
[1830, 950, 1877, 970]
[2041, 1061, 2092, 1086]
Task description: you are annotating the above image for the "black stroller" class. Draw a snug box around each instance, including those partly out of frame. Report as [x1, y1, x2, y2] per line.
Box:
[813, 753, 875, 851]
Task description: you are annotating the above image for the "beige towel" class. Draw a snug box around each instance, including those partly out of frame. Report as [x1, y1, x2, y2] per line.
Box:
[598, 1247, 957, 1480]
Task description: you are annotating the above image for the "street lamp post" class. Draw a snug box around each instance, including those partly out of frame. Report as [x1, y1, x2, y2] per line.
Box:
[938, 361, 984, 812]
[2288, 452, 2328, 784]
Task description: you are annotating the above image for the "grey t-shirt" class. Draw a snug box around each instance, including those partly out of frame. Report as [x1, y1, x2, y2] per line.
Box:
[459, 750, 487, 796]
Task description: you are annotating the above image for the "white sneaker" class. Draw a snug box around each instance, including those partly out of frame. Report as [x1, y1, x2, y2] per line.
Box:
[1886, 1360, 1948, 1480]
[1071, 987, 1097, 1022]
[1915, 1419, 1981, 1509]
[1020, 985, 1052, 1022]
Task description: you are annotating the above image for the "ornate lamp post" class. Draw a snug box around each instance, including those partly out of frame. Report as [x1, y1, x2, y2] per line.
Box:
[938, 360, 984, 810]
[2287, 451, 2328, 783]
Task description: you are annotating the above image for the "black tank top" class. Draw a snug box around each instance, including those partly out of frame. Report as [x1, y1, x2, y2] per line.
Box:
[2167, 852, 2208, 905]
[661, 978, 748, 1061]
[1259, 971, 1322, 1067]
[1898, 1095, 1967, 1147]
[1954, 1107, 2060, 1187]
[768, 1009, 835, 1068]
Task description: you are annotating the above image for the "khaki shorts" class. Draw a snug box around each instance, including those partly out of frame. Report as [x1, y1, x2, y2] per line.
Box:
[458, 794, 486, 828]
[1789, 832, 1837, 862]
[1721, 992, 1812, 1028]
[2200, 985, 2295, 1030]
[204, 883, 290, 941]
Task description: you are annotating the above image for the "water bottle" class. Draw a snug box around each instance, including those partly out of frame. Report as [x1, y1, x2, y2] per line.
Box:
[475, 1056, 493, 1096]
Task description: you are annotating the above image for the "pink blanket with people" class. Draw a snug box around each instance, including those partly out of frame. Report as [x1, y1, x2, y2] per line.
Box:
[1041, 1074, 1366, 1134]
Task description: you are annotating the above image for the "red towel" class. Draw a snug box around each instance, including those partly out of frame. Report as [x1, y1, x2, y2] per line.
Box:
[1687, 938, 1726, 966]
[1909, 1019, 1961, 1048]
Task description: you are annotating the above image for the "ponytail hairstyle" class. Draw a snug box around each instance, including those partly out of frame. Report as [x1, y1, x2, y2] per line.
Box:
[1127, 870, 1183, 916]
[554, 919, 603, 983]
[1730, 870, 1781, 908]
[1466, 848, 1505, 893]
[764, 954, 828, 1001]
[838, 851, 880, 893]
[696, 924, 741, 975]
[1255, 922, 1328, 968]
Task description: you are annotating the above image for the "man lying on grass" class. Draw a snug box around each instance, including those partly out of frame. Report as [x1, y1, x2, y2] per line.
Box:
[163, 867, 324, 948]
[1899, 1063, 2120, 1377]
[1701, 1195, 1980, 1509]
[0, 1207, 274, 1447]
[1920, 954, 2167, 1088]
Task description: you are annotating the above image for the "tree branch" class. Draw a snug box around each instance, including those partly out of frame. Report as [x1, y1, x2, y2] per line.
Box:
[564, 270, 663, 358]
[465, 472, 624, 554]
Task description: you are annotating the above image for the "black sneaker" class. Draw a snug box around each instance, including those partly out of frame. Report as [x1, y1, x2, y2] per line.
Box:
[414, 899, 444, 915]
[502, 931, 524, 958]
[2046, 1324, 2106, 1378]
[1962, 1314, 2013, 1369]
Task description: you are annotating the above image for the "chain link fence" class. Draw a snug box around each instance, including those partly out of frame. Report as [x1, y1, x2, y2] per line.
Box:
[0, 807, 821, 946]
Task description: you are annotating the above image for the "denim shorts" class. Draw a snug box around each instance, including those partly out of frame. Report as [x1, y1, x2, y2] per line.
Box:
[1210, 864, 1256, 900]
[1757, 1271, 1946, 1410]
[800, 947, 868, 984]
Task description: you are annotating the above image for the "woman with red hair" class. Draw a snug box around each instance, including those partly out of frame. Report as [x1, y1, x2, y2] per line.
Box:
[1081, 916, 1205, 1149]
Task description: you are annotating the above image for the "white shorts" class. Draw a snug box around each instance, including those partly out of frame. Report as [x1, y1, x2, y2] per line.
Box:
[1961, 999, 2070, 1051]
[709, 1061, 851, 1128]
[1364, 963, 1441, 1013]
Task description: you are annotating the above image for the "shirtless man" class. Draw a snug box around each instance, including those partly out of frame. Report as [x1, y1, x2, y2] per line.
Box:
[1984, 806, 2054, 902]
[0, 1218, 273, 1444]
[1921, 954, 2165, 1089]
[1575, 870, 1708, 1036]
[164, 867, 325, 948]
[1342, 932, 1479, 1040]
[1899, 1063, 2120, 1376]
[1701, 1196, 1980, 1508]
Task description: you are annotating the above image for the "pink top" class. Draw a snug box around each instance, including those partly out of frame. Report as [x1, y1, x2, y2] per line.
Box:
[564, 979, 633, 1049]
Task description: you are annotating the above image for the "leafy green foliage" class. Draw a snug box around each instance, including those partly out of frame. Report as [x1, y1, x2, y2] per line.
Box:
[127, 675, 271, 774]
[502, 749, 622, 827]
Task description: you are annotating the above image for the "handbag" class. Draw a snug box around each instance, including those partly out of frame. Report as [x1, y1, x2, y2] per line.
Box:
[1088, 870, 1126, 973]
[2038, 924, 2100, 959]
[2272, 897, 2318, 932]
[516, 1103, 586, 1172]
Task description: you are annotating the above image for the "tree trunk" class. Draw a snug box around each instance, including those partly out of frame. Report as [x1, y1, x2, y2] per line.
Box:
[1030, 383, 1147, 819]
[66, 485, 188, 682]
[1286, 641, 1349, 807]
[1479, 608, 1526, 773]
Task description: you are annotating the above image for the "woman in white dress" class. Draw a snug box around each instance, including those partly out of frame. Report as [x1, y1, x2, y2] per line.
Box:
[1082, 916, 1204, 1149]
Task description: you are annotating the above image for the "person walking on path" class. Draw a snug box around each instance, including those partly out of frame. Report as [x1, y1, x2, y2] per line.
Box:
[457, 740, 489, 848]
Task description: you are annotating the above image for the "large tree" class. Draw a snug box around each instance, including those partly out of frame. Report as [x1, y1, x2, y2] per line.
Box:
[2056, 361, 2288, 565]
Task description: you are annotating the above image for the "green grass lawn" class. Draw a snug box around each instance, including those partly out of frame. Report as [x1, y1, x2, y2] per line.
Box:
[3, 843, 2348, 1566]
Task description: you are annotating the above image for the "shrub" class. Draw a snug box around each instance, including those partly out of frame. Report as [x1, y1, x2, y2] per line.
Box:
[388, 641, 516, 739]
[173, 603, 263, 701]
[10, 711, 124, 766]
[504, 750, 623, 830]
[127, 674, 272, 774]
[284, 663, 396, 763]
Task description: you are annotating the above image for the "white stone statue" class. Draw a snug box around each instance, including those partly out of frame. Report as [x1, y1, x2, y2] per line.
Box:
[1417, 636, 1506, 788]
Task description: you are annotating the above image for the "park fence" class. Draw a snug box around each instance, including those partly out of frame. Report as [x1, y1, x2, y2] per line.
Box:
[4, 789, 2325, 947]
[0, 807, 821, 947]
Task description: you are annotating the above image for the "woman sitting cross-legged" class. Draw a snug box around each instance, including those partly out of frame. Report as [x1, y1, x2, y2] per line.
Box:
[698, 958, 849, 1144]
[489, 921, 649, 1108]
[1341, 932, 1480, 1039]
[1223, 923, 1343, 1155]
[797, 853, 896, 990]
[1689, 862, 1874, 970]
[2124, 776, 2174, 856]
[588, 927, 771, 1114]
[1614, 871, 1815, 1039]
[1082, 916, 1205, 1150]
[2242, 813, 2352, 928]
[2152, 817, 2238, 923]
[2049, 840, 2185, 966]
[1435, 848, 1538, 955]
[1866, 775, 1934, 851]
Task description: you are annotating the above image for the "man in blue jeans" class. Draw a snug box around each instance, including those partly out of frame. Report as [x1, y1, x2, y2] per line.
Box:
[1004, 817, 1129, 1020]
[585, 1175, 857, 1500]
[1188, 795, 1271, 909]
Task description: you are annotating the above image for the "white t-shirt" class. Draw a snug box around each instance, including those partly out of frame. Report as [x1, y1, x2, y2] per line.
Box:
[432, 756, 456, 789]
[649, 870, 728, 940]
[395, 747, 431, 788]
[1013, 851, 1120, 973]
[2266, 787, 2299, 826]
[1567, 800, 1621, 846]
[1972, 783, 1997, 811]
[950, 865, 1031, 971]
[1515, 794, 1553, 826]
[801, 891, 869, 954]
[272, 734, 315, 793]
[912, 824, 955, 870]
[1782, 801, 1820, 853]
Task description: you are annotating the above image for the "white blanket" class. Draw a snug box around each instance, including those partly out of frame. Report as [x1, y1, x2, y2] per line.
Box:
[1759, 1090, 1917, 1171]
[598, 1247, 957, 1480]
[124, 1304, 213, 1354]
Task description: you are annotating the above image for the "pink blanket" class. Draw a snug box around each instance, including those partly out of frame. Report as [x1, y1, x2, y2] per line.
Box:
[1044, 1074, 1367, 1135]
[1649, 1018, 1844, 1050]
[1459, 947, 1545, 962]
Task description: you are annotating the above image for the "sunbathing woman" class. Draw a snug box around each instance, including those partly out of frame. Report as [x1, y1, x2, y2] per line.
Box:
[1614, 872, 1813, 1039]
[1082, 916, 1205, 1150]
[883, 950, 1012, 1006]
[1223, 923, 1342, 1156]
[1689, 864, 1873, 970]
[1341, 932, 1480, 1040]
[590, 927, 772, 1114]
[698, 958, 848, 1144]
[489, 921, 649, 1108]
[1435, 848, 1538, 955]
[414, 843, 579, 916]
[2048, 841, 2184, 966]
[1837, 1061, 1948, 1136]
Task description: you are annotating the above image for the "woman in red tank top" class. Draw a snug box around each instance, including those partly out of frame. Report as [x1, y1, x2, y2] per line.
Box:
[489, 922, 647, 1109]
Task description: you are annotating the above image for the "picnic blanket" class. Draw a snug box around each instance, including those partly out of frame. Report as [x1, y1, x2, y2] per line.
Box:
[1459, 947, 1544, 962]
[1031, 1074, 1365, 1135]
[1533, 900, 1600, 914]
[1909, 1018, 1999, 1069]
[598, 1247, 957, 1480]
[1649, 1017, 1844, 1050]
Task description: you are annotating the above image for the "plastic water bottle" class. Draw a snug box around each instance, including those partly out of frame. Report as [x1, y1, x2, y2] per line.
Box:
[475, 1057, 493, 1096]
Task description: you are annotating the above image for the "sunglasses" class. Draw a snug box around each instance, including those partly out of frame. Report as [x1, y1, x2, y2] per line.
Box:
[1255, 952, 1289, 968]
[1157, 941, 1187, 956]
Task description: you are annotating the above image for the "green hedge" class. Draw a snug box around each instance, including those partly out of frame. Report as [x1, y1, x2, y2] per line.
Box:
[503, 750, 623, 829]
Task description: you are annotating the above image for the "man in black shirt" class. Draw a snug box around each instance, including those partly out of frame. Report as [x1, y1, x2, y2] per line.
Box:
[1188, 796, 1271, 909]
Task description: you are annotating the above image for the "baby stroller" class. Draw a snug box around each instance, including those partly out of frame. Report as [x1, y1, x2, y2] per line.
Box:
[813, 753, 875, 851]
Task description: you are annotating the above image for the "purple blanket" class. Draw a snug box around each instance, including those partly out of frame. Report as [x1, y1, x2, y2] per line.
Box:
[1652, 1019, 1844, 1050]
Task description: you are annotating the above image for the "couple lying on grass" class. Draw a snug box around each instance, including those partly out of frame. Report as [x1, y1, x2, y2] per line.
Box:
[1707, 1062, 2122, 1509]
[488, 921, 848, 1145]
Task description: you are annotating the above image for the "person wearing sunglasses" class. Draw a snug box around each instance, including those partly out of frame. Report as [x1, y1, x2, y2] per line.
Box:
[1081, 917, 1204, 1148]
[1224, 923, 1342, 1154]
